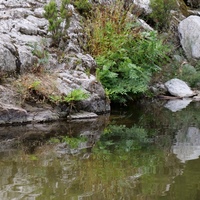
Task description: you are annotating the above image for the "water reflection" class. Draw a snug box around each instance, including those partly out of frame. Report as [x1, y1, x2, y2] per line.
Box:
[0, 102, 200, 199]
[173, 127, 200, 163]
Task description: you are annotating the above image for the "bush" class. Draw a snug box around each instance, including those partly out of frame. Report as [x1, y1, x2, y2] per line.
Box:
[86, 1, 170, 103]
[44, 0, 71, 46]
[73, 0, 92, 17]
[149, 0, 178, 31]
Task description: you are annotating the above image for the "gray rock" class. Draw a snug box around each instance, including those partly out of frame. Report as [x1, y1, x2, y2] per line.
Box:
[178, 16, 200, 59]
[164, 78, 194, 97]
[0, 0, 110, 124]
[68, 111, 98, 120]
[0, 103, 27, 124]
[186, 0, 200, 8]
[133, 0, 151, 14]
[0, 44, 16, 72]
[56, 70, 110, 113]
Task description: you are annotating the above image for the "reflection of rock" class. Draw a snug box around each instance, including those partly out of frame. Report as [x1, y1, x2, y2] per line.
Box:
[164, 99, 192, 112]
[173, 127, 200, 162]
[0, 114, 109, 154]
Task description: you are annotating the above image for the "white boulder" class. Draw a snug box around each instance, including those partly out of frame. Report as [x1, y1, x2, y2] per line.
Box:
[164, 78, 194, 97]
[178, 16, 200, 59]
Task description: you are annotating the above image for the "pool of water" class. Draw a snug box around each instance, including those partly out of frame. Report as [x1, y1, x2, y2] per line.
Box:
[1, 100, 200, 200]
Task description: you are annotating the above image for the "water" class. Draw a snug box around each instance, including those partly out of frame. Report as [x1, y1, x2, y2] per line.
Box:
[1, 100, 200, 200]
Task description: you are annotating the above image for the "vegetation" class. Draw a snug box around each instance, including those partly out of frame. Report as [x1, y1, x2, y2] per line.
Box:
[149, 0, 178, 30]
[72, 0, 92, 17]
[13, 73, 59, 104]
[50, 88, 90, 113]
[44, 0, 71, 46]
[28, 39, 50, 73]
[86, 1, 170, 103]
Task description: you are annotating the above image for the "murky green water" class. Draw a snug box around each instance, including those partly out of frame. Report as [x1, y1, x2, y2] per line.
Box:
[1, 100, 200, 200]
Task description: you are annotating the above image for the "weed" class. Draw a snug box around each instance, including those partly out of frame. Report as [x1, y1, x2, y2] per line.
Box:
[50, 88, 90, 114]
[13, 73, 59, 104]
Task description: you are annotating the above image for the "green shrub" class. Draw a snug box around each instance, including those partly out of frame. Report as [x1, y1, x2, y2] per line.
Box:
[73, 0, 92, 17]
[149, 0, 178, 31]
[86, 2, 170, 103]
[44, 0, 71, 46]
[50, 89, 90, 113]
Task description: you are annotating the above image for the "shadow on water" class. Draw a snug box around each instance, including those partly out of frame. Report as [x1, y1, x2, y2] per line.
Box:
[1, 100, 200, 199]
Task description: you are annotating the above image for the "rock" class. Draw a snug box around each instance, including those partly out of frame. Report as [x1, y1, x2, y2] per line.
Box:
[186, 0, 200, 8]
[164, 78, 195, 97]
[27, 110, 60, 123]
[133, 0, 151, 14]
[0, 44, 16, 72]
[67, 111, 98, 120]
[164, 99, 192, 112]
[137, 18, 154, 31]
[178, 16, 200, 59]
[150, 83, 167, 95]
[0, 0, 110, 125]
[0, 103, 27, 124]
[56, 70, 110, 113]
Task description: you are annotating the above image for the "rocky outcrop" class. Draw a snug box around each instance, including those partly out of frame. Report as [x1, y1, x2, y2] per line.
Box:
[178, 16, 200, 59]
[0, 0, 110, 124]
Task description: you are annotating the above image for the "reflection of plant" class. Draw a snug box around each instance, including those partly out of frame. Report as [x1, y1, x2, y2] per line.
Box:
[62, 136, 87, 149]
[44, 0, 71, 46]
[95, 125, 152, 154]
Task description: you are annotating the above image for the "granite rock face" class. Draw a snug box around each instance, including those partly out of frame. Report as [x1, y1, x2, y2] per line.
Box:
[0, 0, 110, 124]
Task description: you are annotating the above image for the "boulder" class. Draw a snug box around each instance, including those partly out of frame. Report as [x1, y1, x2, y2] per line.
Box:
[133, 0, 151, 14]
[178, 16, 200, 59]
[0, 103, 27, 124]
[164, 78, 194, 97]
[56, 70, 110, 113]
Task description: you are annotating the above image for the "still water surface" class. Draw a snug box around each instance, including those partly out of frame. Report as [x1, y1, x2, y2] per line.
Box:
[1, 100, 200, 200]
